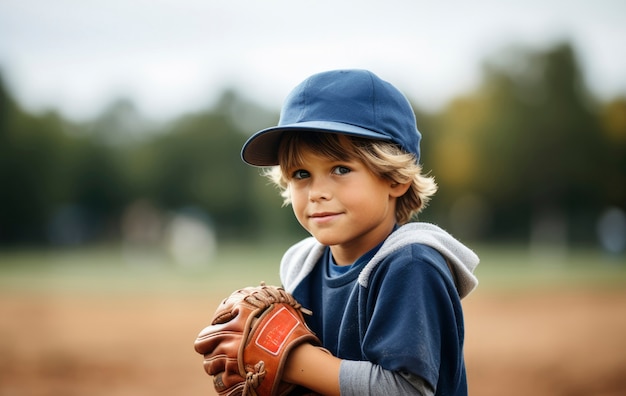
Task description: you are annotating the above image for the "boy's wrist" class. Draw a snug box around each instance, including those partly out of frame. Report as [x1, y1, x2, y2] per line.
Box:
[284, 343, 341, 395]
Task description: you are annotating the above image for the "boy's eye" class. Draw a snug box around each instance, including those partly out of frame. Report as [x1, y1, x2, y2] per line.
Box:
[332, 166, 351, 175]
[292, 169, 310, 179]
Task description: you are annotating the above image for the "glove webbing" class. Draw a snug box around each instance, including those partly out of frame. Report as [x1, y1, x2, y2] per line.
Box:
[243, 285, 311, 315]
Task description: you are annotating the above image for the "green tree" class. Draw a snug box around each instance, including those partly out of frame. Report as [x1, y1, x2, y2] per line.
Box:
[433, 42, 614, 243]
[599, 97, 626, 206]
[131, 90, 292, 239]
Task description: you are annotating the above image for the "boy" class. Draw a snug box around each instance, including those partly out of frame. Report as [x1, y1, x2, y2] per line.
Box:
[240, 69, 479, 395]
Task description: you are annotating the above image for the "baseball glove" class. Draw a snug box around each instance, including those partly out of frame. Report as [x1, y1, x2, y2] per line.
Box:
[194, 283, 321, 396]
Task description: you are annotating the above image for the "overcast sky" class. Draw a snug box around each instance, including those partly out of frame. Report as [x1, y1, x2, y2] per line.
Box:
[0, 0, 625, 121]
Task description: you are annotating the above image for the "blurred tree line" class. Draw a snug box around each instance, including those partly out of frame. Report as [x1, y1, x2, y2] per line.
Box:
[0, 41, 624, 251]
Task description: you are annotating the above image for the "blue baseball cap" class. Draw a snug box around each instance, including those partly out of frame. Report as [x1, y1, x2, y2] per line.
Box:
[241, 69, 422, 166]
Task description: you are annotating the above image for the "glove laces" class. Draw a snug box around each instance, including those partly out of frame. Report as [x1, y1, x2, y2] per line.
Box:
[242, 361, 266, 396]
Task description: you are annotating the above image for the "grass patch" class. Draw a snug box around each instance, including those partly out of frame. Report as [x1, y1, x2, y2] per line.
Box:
[0, 243, 624, 296]
[472, 244, 626, 291]
[0, 242, 285, 296]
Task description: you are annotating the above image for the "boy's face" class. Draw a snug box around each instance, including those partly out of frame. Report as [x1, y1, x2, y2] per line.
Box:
[285, 145, 407, 265]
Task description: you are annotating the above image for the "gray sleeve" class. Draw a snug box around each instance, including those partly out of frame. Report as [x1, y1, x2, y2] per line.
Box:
[339, 360, 434, 396]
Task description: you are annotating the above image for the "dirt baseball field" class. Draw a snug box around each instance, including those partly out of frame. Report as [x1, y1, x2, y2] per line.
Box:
[0, 283, 625, 395]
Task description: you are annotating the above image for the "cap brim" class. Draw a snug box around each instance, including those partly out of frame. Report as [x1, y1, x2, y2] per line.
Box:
[241, 121, 392, 166]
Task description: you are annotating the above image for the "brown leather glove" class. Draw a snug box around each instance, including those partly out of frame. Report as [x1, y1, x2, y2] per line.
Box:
[194, 284, 321, 396]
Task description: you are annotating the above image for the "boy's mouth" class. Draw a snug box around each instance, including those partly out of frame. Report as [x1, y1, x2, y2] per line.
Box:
[309, 212, 341, 222]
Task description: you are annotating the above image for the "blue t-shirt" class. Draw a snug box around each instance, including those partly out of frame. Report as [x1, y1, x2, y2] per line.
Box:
[290, 242, 467, 395]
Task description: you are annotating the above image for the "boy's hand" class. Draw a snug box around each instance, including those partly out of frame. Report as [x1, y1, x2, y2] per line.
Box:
[194, 283, 321, 396]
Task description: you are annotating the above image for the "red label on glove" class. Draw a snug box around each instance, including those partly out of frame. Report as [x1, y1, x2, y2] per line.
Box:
[255, 307, 300, 355]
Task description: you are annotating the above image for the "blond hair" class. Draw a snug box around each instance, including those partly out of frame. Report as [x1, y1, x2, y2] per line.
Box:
[264, 132, 437, 224]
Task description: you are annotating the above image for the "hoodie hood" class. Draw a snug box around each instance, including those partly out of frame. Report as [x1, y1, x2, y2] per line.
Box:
[359, 223, 479, 299]
[281, 222, 479, 299]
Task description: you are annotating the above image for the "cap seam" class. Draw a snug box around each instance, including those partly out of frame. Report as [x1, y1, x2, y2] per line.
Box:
[367, 71, 379, 135]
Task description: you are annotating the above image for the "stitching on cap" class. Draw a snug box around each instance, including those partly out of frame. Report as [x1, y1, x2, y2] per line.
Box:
[366, 70, 378, 128]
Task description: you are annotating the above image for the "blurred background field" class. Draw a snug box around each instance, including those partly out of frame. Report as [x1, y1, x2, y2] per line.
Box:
[1, 244, 625, 396]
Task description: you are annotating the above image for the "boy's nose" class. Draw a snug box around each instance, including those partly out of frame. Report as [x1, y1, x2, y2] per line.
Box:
[308, 179, 331, 202]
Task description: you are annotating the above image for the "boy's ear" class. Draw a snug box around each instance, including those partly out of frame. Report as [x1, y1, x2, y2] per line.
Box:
[389, 181, 411, 197]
